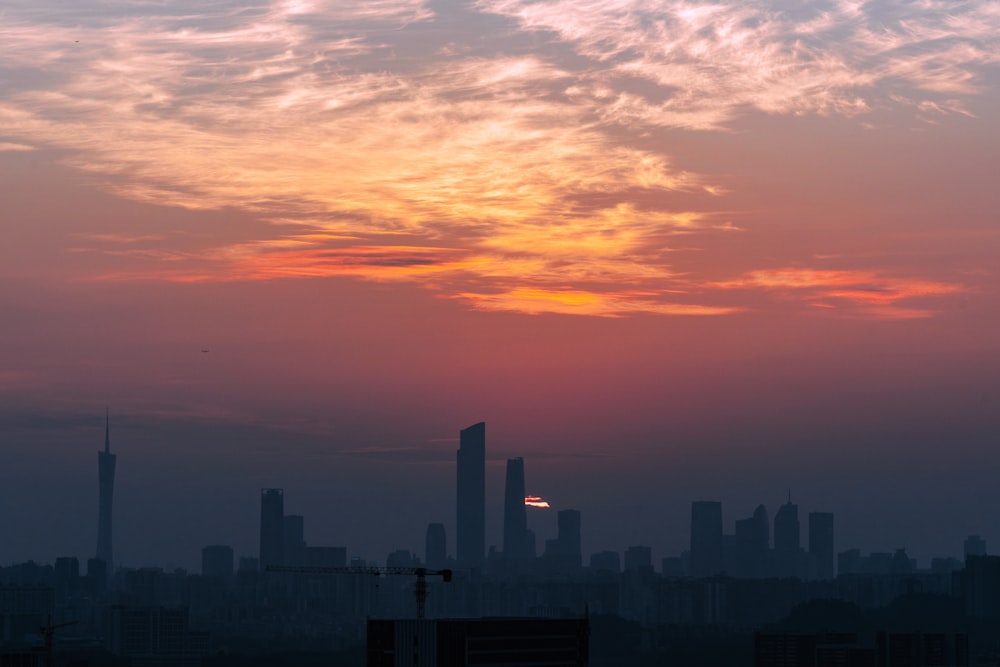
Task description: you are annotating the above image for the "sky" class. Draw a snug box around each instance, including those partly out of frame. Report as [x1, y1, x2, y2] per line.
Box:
[1, 0, 999, 570]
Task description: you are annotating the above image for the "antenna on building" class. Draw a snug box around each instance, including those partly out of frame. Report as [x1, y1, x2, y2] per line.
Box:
[105, 408, 110, 453]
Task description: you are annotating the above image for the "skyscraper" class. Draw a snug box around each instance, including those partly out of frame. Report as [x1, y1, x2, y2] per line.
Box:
[503, 457, 532, 562]
[965, 535, 987, 558]
[751, 504, 771, 578]
[557, 509, 582, 569]
[774, 493, 802, 578]
[808, 512, 835, 580]
[456, 422, 485, 568]
[259, 488, 284, 569]
[283, 514, 306, 566]
[690, 501, 723, 577]
[96, 410, 116, 573]
[425, 523, 447, 570]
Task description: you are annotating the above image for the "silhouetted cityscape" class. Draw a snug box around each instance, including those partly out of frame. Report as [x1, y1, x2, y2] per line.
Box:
[1, 419, 997, 666]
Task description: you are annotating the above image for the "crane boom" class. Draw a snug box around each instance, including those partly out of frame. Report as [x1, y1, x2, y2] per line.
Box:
[265, 565, 452, 618]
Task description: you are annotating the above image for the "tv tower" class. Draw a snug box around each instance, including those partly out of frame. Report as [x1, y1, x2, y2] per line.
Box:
[96, 409, 116, 573]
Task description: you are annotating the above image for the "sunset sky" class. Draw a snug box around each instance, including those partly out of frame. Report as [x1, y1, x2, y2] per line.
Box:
[1, 0, 999, 569]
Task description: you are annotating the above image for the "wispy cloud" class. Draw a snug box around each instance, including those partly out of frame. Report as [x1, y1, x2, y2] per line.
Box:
[0, 142, 35, 152]
[0, 0, 991, 317]
[478, 0, 1000, 128]
[713, 267, 964, 319]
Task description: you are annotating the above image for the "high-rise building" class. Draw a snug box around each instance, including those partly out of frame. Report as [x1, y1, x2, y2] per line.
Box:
[558, 509, 582, 569]
[690, 501, 723, 577]
[503, 458, 532, 562]
[96, 410, 116, 573]
[752, 504, 770, 573]
[54, 557, 80, 606]
[283, 514, 306, 565]
[965, 535, 987, 559]
[426, 523, 447, 570]
[201, 545, 234, 579]
[808, 512, 835, 580]
[624, 546, 652, 572]
[259, 488, 284, 569]
[774, 493, 801, 578]
[731, 504, 772, 579]
[456, 422, 486, 568]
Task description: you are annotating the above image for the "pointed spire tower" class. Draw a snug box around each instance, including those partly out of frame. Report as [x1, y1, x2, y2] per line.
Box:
[96, 409, 117, 573]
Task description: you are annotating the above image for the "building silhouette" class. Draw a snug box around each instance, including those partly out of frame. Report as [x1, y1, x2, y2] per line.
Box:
[259, 488, 284, 568]
[964, 535, 986, 558]
[624, 546, 652, 572]
[96, 410, 116, 574]
[283, 514, 306, 565]
[367, 617, 589, 666]
[503, 458, 533, 562]
[774, 493, 802, 578]
[690, 501, 723, 577]
[425, 523, 447, 570]
[456, 422, 486, 568]
[545, 510, 583, 571]
[808, 512, 834, 580]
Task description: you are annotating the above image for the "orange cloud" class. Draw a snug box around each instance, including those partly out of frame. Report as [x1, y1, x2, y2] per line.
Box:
[525, 496, 551, 508]
[455, 287, 739, 317]
[714, 267, 963, 318]
[0, 1, 989, 319]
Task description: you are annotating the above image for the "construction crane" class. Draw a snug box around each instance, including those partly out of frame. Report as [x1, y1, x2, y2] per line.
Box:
[265, 565, 453, 619]
[38, 615, 78, 667]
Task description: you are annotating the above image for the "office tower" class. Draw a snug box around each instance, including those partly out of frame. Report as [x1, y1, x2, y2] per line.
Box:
[558, 509, 582, 569]
[624, 546, 652, 572]
[96, 410, 117, 573]
[201, 545, 234, 579]
[965, 535, 987, 558]
[690, 501, 723, 577]
[426, 523, 447, 570]
[54, 557, 80, 606]
[503, 457, 532, 561]
[283, 514, 306, 565]
[456, 422, 486, 568]
[259, 488, 284, 569]
[808, 512, 835, 580]
[752, 504, 771, 576]
[774, 493, 801, 578]
[734, 517, 755, 579]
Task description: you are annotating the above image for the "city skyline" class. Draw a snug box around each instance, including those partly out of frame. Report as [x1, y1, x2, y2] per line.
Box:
[1, 414, 995, 573]
[1, 0, 999, 577]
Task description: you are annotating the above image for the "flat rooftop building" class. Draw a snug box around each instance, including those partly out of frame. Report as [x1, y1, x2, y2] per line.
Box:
[367, 617, 589, 667]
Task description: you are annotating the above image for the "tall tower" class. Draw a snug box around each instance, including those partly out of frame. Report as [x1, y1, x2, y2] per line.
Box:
[456, 422, 485, 568]
[774, 493, 801, 578]
[503, 458, 531, 561]
[557, 509, 582, 569]
[808, 512, 835, 580]
[690, 501, 723, 577]
[96, 410, 116, 573]
[259, 488, 285, 569]
[425, 523, 447, 570]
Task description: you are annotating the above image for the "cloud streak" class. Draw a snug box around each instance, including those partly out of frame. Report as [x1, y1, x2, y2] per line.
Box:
[0, 0, 992, 316]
